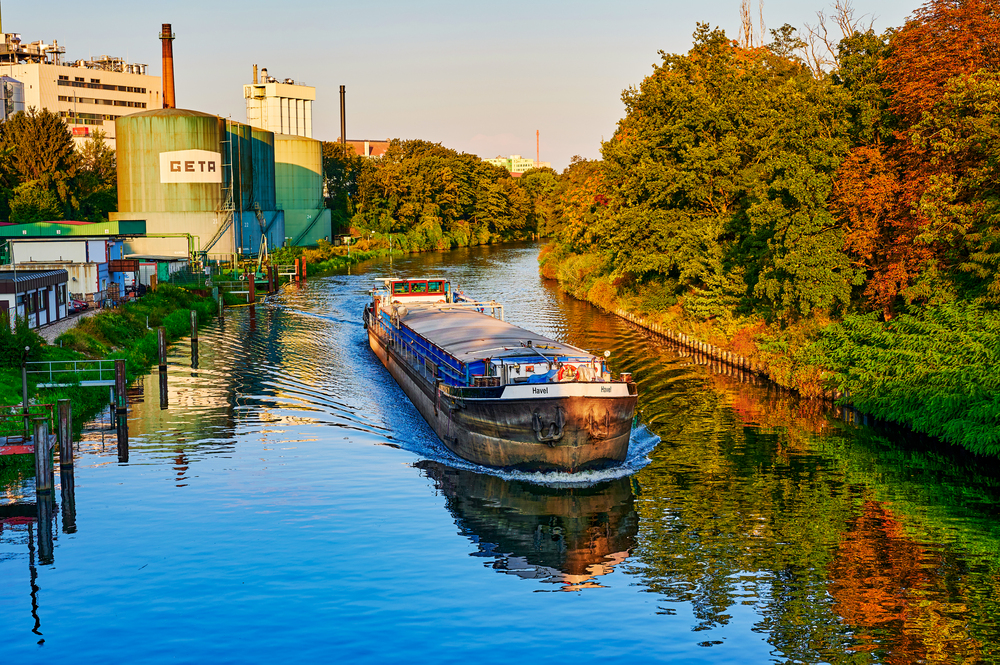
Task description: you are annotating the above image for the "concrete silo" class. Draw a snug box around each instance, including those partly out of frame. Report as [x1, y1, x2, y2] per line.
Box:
[111, 108, 284, 259]
[275, 134, 331, 246]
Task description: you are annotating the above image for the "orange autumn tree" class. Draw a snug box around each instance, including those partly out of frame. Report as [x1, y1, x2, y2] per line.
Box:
[833, 0, 1000, 314]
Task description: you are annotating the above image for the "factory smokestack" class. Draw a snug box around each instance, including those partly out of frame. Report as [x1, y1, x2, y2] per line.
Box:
[160, 23, 176, 109]
[536, 130, 539, 166]
[339, 85, 346, 151]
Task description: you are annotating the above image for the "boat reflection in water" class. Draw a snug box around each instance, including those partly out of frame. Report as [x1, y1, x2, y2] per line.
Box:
[417, 461, 638, 591]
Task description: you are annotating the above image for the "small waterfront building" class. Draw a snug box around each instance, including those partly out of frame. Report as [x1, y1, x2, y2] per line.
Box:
[0, 221, 144, 302]
[0, 269, 69, 330]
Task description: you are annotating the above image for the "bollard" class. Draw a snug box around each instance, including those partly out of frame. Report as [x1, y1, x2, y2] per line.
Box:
[33, 417, 53, 494]
[248, 274, 256, 304]
[190, 310, 199, 368]
[57, 398, 72, 470]
[295, 258, 301, 282]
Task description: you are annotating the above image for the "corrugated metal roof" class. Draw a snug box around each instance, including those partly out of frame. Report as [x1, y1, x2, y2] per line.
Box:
[0, 220, 146, 238]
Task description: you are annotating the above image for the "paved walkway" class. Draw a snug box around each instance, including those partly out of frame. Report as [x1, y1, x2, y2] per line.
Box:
[36, 309, 99, 344]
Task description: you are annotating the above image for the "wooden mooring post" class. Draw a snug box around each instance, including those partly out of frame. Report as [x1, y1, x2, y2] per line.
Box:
[33, 416, 53, 494]
[301, 258, 307, 279]
[248, 274, 256, 304]
[57, 398, 72, 470]
[114, 359, 127, 416]
[190, 310, 199, 368]
[158, 327, 168, 410]
[295, 258, 301, 282]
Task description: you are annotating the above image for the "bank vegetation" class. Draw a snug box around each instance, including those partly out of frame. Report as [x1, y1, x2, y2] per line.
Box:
[536, 0, 1000, 457]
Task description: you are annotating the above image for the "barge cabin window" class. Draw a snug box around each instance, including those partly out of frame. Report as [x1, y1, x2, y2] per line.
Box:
[392, 281, 409, 295]
[410, 281, 428, 293]
[427, 281, 446, 294]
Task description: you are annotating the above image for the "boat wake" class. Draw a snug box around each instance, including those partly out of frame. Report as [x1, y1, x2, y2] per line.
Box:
[411, 424, 661, 488]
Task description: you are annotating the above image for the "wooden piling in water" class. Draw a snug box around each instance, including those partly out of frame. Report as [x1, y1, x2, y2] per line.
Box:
[114, 359, 127, 416]
[295, 258, 301, 282]
[248, 274, 256, 304]
[158, 327, 168, 409]
[218, 291, 224, 317]
[190, 310, 199, 368]
[57, 399, 72, 470]
[302, 258, 307, 279]
[33, 417, 53, 494]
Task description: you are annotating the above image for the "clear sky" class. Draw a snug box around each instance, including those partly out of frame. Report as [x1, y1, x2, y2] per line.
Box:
[7, 0, 919, 170]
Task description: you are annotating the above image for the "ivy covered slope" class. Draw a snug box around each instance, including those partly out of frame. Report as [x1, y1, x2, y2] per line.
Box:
[539, 0, 1000, 457]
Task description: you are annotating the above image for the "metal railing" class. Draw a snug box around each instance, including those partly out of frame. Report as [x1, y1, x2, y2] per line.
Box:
[0, 403, 54, 443]
[25, 359, 121, 387]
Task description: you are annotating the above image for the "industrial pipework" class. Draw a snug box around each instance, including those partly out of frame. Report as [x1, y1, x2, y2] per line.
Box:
[160, 23, 175, 109]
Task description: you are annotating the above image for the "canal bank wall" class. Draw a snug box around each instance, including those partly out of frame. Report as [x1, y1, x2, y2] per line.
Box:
[606, 306, 848, 405]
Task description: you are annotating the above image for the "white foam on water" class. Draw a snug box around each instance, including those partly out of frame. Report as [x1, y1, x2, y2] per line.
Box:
[412, 424, 661, 488]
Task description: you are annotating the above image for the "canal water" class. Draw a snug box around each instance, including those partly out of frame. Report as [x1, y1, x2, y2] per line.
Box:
[2, 242, 999, 663]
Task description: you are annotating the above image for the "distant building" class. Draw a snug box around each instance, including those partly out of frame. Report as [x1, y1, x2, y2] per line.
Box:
[244, 68, 315, 138]
[0, 75, 24, 121]
[344, 139, 390, 159]
[485, 154, 552, 174]
[0, 29, 160, 149]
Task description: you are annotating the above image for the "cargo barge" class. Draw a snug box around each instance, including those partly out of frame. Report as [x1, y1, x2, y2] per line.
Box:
[363, 277, 638, 472]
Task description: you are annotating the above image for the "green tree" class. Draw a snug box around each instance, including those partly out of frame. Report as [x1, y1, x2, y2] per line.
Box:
[0, 107, 78, 182]
[599, 23, 854, 320]
[75, 130, 117, 222]
[9, 180, 63, 223]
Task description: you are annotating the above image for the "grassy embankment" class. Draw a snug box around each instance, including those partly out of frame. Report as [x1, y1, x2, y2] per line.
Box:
[539, 244, 1000, 458]
[1, 286, 217, 465]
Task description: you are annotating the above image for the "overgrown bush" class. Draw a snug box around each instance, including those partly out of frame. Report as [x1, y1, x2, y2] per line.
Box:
[0, 316, 44, 368]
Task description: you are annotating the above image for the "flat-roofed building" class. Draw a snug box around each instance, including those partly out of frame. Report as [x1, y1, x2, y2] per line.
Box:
[244, 68, 314, 138]
[1, 59, 161, 149]
[0, 269, 69, 330]
[485, 154, 552, 174]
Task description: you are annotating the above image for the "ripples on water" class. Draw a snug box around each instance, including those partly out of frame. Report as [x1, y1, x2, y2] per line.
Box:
[1, 242, 999, 663]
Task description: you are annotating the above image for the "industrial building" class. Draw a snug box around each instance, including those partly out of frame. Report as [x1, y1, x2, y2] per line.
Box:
[0, 14, 161, 148]
[274, 134, 331, 246]
[110, 108, 286, 258]
[0, 74, 24, 121]
[244, 67, 314, 138]
[0, 220, 144, 302]
[0, 268, 69, 330]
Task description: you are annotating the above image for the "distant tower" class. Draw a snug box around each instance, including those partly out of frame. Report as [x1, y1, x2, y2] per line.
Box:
[159, 23, 175, 109]
[536, 130, 540, 166]
[244, 69, 315, 137]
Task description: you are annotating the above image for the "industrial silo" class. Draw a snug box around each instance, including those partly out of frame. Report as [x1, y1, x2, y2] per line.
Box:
[275, 134, 330, 246]
[112, 109, 284, 258]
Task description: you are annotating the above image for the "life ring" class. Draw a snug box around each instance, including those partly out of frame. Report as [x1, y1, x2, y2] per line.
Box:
[557, 365, 577, 382]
